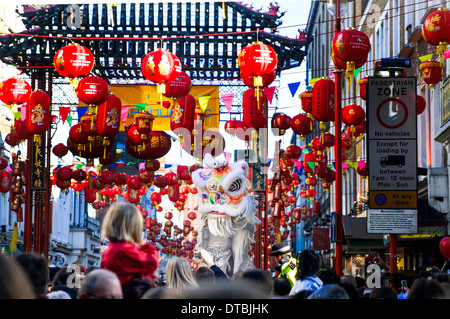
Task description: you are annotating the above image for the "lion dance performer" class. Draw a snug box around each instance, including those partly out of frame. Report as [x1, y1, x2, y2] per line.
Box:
[191, 153, 260, 277]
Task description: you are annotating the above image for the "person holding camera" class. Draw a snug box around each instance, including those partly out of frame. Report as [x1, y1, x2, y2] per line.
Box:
[100, 202, 159, 288]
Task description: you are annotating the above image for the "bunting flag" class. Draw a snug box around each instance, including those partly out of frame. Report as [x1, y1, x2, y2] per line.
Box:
[418, 53, 433, 62]
[117, 162, 126, 167]
[345, 161, 358, 170]
[76, 164, 84, 169]
[288, 81, 301, 97]
[445, 50, 450, 60]
[20, 105, 27, 120]
[353, 68, 362, 79]
[306, 161, 315, 172]
[135, 103, 147, 111]
[164, 164, 172, 168]
[342, 163, 348, 169]
[121, 105, 129, 125]
[309, 77, 321, 88]
[139, 162, 145, 170]
[9, 222, 18, 255]
[59, 107, 70, 124]
[77, 106, 88, 120]
[66, 115, 73, 127]
[357, 160, 366, 169]
[293, 160, 302, 171]
[220, 93, 234, 113]
[263, 86, 276, 104]
[14, 111, 20, 120]
[198, 95, 211, 112]
[223, 151, 232, 163]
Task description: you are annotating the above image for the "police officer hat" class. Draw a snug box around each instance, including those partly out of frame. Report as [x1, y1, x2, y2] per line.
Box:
[269, 241, 293, 256]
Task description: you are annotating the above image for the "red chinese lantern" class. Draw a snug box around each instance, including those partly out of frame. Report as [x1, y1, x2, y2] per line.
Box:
[99, 152, 115, 166]
[53, 44, 95, 79]
[98, 170, 114, 185]
[240, 69, 276, 88]
[56, 166, 73, 182]
[113, 172, 128, 186]
[417, 95, 426, 115]
[138, 168, 154, 185]
[242, 88, 267, 129]
[439, 236, 450, 259]
[67, 135, 113, 162]
[235, 120, 250, 142]
[69, 123, 89, 145]
[76, 76, 110, 106]
[422, 8, 450, 65]
[134, 111, 155, 140]
[420, 61, 442, 89]
[73, 169, 87, 182]
[290, 113, 314, 140]
[141, 49, 182, 94]
[313, 200, 321, 214]
[154, 175, 168, 189]
[311, 137, 325, 152]
[224, 118, 238, 136]
[357, 162, 369, 177]
[312, 78, 335, 129]
[26, 90, 51, 138]
[238, 42, 278, 88]
[0, 157, 7, 170]
[146, 131, 172, 159]
[128, 175, 143, 190]
[96, 94, 122, 138]
[84, 177, 97, 203]
[285, 145, 302, 159]
[163, 71, 192, 99]
[171, 94, 196, 135]
[145, 159, 161, 172]
[299, 90, 313, 115]
[52, 143, 68, 158]
[11, 119, 34, 141]
[322, 132, 335, 148]
[342, 104, 366, 134]
[272, 113, 291, 136]
[332, 29, 370, 81]
[5, 134, 19, 147]
[0, 171, 11, 193]
[341, 134, 352, 151]
[0, 78, 32, 106]
[358, 77, 368, 101]
[126, 124, 150, 147]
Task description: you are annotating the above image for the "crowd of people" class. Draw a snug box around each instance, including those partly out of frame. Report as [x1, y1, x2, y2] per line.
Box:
[1, 202, 449, 300]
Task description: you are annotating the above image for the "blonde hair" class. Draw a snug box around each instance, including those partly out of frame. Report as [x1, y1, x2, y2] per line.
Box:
[101, 202, 143, 244]
[165, 257, 199, 292]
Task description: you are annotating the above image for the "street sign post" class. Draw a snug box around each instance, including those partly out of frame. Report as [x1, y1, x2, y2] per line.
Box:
[366, 77, 418, 233]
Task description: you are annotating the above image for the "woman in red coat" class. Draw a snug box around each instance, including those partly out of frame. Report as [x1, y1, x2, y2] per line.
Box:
[100, 202, 159, 288]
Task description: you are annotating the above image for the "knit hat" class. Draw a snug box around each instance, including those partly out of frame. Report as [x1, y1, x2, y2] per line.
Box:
[269, 241, 293, 256]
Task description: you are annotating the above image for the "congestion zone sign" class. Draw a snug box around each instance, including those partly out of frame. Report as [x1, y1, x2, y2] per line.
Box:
[366, 77, 418, 234]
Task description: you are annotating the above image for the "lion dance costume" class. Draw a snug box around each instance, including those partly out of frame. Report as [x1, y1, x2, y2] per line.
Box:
[191, 153, 260, 276]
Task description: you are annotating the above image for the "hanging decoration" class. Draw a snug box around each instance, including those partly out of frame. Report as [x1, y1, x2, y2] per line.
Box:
[311, 77, 335, 130]
[422, 8, 450, 66]
[25, 90, 51, 142]
[53, 44, 95, 86]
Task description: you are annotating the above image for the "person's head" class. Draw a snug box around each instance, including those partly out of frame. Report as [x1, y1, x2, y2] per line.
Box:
[51, 284, 77, 299]
[273, 276, 291, 297]
[238, 269, 273, 297]
[296, 249, 320, 280]
[0, 254, 35, 299]
[340, 275, 356, 287]
[407, 278, 447, 299]
[291, 289, 314, 299]
[122, 277, 156, 299]
[369, 286, 398, 299]
[194, 267, 216, 287]
[318, 269, 340, 285]
[387, 273, 404, 293]
[52, 267, 71, 287]
[14, 252, 49, 298]
[165, 257, 199, 292]
[307, 284, 350, 299]
[84, 266, 99, 275]
[101, 202, 144, 244]
[270, 241, 293, 263]
[77, 269, 123, 299]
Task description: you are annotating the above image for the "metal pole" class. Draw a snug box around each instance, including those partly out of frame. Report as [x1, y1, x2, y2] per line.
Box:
[334, 0, 344, 276]
[390, 234, 397, 273]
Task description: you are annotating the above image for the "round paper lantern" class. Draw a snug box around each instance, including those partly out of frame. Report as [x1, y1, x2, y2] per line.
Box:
[357, 162, 369, 176]
[52, 143, 68, 158]
[141, 49, 182, 94]
[422, 8, 450, 63]
[67, 135, 114, 161]
[0, 157, 7, 170]
[439, 236, 450, 259]
[26, 90, 51, 136]
[224, 118, 238, 136]
[98, 170, 114, 185]
[285, 145, 302, 159]
[96, 94, 122, 138]
[332, 29, 370, 80]
[145, 159, 161, 172]
[322, 132, 335, 148]
[138, 168, 154, 185]
[135, 111, 155, 137]
[238, 42, 278, 88]
[272, 113, 291, 136]
[76, 76, 110, 106]
[342, 104, 366, 132]
[290, 113, 314, 140]
[181, 129, 225, 158]
[0, 170, 11, 193]
[299, 90, 313, 114]
[311, 137, 325, 152]
[420, 61, 442, 89]
[53, 44, 95, 79]
[0, 78, 32, 106]
[73, 169, 87, 182]
[171, 94, 196, 134]
[113, 172, 128, 186]
[312, 78, 335, 129]
[126, 124, 150, 147]
[341, 134, 352, 151]
[56, 166, 72, 181]
[128, 175, 143, 190]
[417, 95, 426, 115]
[154, 176, 168, 189]
[55, 179, 71, 190]
[99, 152, 115, 166]
[11, 119, 34, 141]
[243, 88, 267, 129]
[163, 71, 192, 99]
[146, 131, 172, 159]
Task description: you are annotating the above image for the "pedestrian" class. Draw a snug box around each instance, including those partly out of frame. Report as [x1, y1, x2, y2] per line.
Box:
[0, 254, 35, 299]
[307, 284, 350, 299]
[100, 202, 159, 288]
[237, 268, 274, 298]
[194, 267, 216, 288]
[369, 286, 398, 299]
[199, 248, 229, 281]
[289, 249, 323, 296]
[14, 252, 49, 299]
[407, 277, 447, 299]
[318, 268, 340, 285]
[273, 276, 292, 298]
[77, 269, 123, 299]
[165, 256, 199, 293]
[122, 277, 156, 299]
[269, 241, 297, 287]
